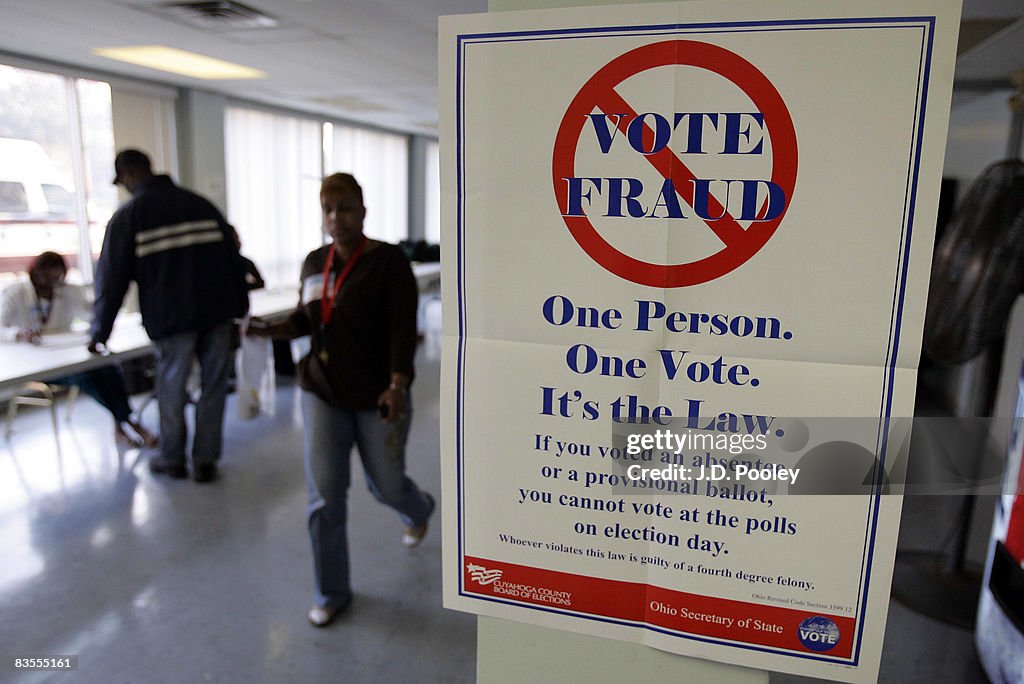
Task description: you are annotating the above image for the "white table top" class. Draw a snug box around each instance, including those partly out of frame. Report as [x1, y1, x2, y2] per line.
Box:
[248, 264, 441, 320]
[0, 316, 152, 392]
[412, 261, 441, 290]
[249, 288, 299, 320]
[0, 271, 440, 394]
[0, 289, 301, 394]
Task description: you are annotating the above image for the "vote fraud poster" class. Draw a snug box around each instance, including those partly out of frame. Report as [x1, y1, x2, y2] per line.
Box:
[439, 1, 959, 681]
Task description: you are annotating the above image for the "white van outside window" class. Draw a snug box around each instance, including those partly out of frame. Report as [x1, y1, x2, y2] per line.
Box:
[0, 137, 83, 285]
[0, 63, 116, 289]
[0, 137, 76, 218]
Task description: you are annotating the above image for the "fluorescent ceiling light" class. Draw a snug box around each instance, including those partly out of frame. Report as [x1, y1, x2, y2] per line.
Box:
[93, 45, 265, 80]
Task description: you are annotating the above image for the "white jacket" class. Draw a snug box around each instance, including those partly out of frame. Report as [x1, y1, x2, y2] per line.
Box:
[0, 279, 92, 341]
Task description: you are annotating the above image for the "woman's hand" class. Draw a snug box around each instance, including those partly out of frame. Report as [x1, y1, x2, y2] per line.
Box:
[16, 328, 41, 345]
[376, 376, 410, 422]
[245, 317, 298, 339]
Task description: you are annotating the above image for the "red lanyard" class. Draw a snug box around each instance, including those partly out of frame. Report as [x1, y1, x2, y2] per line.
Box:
[320, 236, 367, 326]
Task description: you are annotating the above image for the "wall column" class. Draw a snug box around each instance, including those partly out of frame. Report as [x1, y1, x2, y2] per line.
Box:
[176, 89, 228, 213]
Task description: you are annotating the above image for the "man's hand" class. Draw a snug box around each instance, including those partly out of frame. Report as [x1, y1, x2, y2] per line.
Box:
[87, 341, 108, 355]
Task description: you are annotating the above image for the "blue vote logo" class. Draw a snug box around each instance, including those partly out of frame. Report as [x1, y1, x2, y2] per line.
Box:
[798, 616, 840, 652]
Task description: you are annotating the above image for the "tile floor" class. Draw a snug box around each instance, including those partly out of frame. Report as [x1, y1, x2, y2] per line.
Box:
[0, 327, 996, 683]
[0, 344, 475, 684]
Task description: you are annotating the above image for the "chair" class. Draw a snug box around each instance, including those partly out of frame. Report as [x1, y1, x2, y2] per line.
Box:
[4, 381, 80, 439]
[124, 354, 160, 421]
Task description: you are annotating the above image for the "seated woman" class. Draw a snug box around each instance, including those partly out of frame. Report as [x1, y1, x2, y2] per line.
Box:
[0, 251, 157, 447]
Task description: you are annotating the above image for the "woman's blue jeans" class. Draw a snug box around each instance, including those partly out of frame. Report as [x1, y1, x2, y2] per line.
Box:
[301, 390, 433, 609]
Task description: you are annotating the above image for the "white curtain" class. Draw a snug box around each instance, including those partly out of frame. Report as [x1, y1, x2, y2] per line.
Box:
[110, 86, 178, 180]
[225, 107, 322, 289]
[327, 124, 409, 244]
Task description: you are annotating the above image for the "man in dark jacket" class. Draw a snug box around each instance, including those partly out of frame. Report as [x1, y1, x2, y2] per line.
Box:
[89, 149, 247, 482]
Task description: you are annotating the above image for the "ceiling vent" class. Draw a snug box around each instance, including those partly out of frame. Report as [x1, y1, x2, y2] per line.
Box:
[156, 1, 279, 31]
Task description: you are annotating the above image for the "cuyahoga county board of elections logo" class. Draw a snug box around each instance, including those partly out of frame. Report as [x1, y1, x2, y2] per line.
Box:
[553, 40, 797, 287]
[467, 564, 574, 607]
[797, 616, 840, 652]
[467, 563, 503, 586]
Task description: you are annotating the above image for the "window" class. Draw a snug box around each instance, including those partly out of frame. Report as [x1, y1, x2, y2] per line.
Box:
[326, 123, 409, 244]
[0, 181, 29, 214]
[425, 140, 440, 244]
[77, 78, 119, 264]
[0, 64, 115, 288]
[41, 184, 75, 216]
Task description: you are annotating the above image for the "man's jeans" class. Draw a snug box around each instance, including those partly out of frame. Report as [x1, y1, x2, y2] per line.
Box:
[154, 322, 232, 466]
[302, 390, 434, 609]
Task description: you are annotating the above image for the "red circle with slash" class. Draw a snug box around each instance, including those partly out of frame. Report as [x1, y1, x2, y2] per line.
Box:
[552, 40, 798, 287]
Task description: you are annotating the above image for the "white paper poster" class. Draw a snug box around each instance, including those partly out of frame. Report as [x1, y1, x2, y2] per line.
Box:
[439, 2, 959, 681]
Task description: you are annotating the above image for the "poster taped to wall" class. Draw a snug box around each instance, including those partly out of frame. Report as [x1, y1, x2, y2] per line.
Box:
[439, 1, 960, 681]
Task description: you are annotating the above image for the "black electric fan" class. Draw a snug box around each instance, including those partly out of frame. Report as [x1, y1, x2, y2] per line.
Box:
[924, 159, 1024, 365]
[892, 159, 1024, 628]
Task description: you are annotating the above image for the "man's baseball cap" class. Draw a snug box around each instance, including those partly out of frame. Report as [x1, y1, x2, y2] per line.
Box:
[112, 149, 151, 185]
